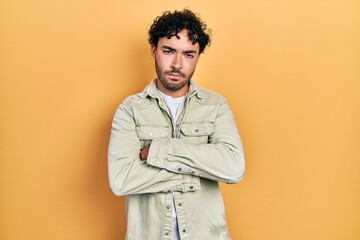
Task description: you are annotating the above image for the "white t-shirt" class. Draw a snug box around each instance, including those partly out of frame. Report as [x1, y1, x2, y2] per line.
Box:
[158, 90, 185, 240]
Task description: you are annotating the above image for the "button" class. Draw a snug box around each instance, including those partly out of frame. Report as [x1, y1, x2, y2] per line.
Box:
[189, 185, 194, 190]
[182, 229, 187, 233]
[165, 231, 170, 236]
[178, 202, 182, 206]
[177, 167, 182, 171]
[194, 129, 199, 133]
[166, 205, 171, 210]
[155, 161, 159, 165]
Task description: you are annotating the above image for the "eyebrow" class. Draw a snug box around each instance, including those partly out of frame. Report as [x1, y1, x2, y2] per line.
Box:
[161, 45, 176, 52]
[161, 45, 198, 54]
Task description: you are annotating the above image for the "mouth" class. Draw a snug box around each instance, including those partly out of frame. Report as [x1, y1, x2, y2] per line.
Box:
[166, 71, 185, 78]
[168, 73, 181, 77]
[166, 73, 182, 81]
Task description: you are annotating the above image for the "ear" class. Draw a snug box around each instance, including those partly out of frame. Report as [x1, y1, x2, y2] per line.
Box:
[151, 45, 156, 58]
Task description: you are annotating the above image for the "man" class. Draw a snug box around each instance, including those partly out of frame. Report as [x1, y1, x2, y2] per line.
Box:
[108, 9, 245, 240]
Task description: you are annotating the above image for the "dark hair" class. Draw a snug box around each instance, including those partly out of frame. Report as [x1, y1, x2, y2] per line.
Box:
[148, 9, 211, 54]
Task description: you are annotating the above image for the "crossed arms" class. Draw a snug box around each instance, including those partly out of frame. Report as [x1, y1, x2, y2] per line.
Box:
[108, 98, 245, 196]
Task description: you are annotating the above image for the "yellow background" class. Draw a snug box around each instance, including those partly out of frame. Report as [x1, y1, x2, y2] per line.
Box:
[1, 0, 359, 239]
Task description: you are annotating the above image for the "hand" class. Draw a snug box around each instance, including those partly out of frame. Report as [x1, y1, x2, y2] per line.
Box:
[139, 145, 150, 161]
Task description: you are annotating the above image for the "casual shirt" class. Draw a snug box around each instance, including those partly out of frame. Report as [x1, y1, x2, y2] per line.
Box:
[108, 80, 245, 240]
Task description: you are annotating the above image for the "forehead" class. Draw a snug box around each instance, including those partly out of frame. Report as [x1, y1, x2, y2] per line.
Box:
[158, 29, 200, 52]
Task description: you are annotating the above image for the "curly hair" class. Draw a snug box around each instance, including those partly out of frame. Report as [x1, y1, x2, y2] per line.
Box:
[148, 9, 211, 54]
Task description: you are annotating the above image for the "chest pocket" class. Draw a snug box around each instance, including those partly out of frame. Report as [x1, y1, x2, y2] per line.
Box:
[180, 122, 214, 145]
[136, 125, 170, 148]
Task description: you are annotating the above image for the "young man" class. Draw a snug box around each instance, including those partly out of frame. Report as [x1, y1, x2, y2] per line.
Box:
[108, 9, 245, 240]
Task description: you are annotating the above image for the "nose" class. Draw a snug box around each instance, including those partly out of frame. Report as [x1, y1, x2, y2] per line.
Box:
[171, 54, 183, 69]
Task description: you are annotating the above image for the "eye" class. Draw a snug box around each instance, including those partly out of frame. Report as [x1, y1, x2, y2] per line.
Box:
[163, 50, 172, 54]
[185, 53, 194, 58]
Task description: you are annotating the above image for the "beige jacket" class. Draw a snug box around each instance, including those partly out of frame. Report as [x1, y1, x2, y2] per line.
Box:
[108, 80, 245, 240]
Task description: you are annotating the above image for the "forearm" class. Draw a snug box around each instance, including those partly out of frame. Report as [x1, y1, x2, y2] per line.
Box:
[108, 152, 199, 196]
[147, 138, 244, 184]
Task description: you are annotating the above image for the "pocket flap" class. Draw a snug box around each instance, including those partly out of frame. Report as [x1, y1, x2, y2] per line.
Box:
[180, 122, 214, 136]
[136, 126, 169, 139]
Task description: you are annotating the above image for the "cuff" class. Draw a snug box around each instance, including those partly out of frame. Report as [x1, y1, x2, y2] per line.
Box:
[160, 174, 201, 193]
[147, 138, 170, 169]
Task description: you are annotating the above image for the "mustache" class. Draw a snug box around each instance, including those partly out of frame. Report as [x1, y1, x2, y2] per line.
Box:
[164, 69, 186, 78]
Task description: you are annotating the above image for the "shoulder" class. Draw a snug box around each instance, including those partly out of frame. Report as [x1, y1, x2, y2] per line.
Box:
[117, 93, 151, 111]
[193, 84, 227, 105]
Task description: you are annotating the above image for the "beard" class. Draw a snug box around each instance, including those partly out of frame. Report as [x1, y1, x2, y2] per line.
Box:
[155, 59, 195, 92]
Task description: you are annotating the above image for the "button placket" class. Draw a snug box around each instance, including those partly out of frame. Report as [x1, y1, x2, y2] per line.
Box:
[163, 193, 174, 239]
[174, 192, 189, 239]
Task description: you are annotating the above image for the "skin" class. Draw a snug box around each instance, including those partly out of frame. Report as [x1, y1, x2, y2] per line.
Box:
[140, 29, 201, 161]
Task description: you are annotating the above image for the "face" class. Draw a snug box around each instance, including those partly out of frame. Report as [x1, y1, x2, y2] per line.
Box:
[151, 29, 200, 97]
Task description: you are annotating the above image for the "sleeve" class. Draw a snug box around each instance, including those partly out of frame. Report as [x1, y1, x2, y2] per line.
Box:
[107, 100, 200, 196]
[146, 99, 245, 184]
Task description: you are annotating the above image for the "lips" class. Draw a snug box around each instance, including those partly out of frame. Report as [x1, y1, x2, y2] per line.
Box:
[168, 73, 181, 77]
[166, 71, 185, 79]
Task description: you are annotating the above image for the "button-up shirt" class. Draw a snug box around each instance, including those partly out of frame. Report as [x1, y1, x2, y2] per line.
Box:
[108, 80, 245, 240]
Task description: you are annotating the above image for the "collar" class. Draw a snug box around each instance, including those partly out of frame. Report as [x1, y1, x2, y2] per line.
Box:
[139, 79, 208, 99]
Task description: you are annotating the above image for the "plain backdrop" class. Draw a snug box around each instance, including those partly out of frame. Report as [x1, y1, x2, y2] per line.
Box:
[0, 0, 359, 239]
